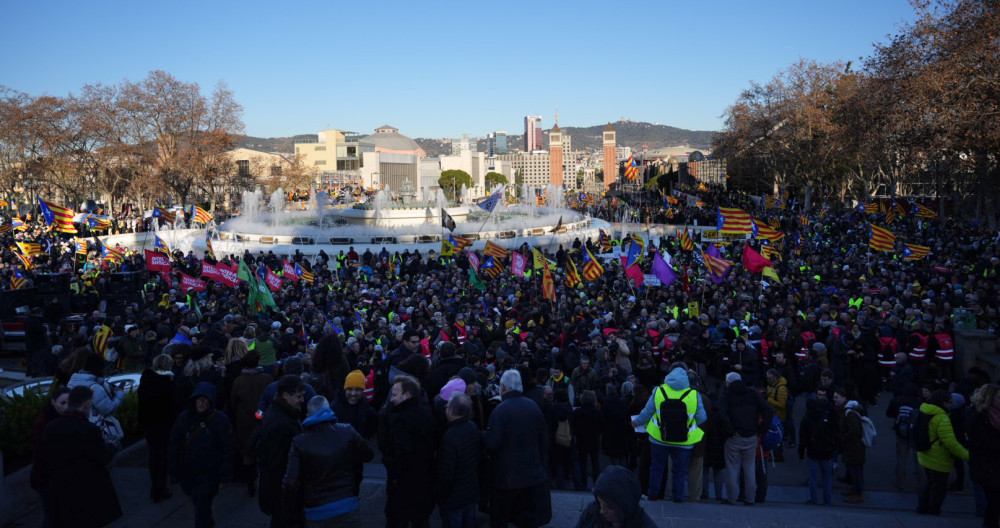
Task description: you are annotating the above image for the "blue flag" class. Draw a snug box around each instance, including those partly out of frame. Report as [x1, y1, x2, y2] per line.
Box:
[477, 188, 504, 212]
[625, 239, 642, 269]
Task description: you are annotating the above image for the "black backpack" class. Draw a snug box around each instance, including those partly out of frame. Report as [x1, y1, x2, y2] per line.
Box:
[895, 404, 916, 440]
[911, 410, 934, 452]
[657, 386, 693, 443]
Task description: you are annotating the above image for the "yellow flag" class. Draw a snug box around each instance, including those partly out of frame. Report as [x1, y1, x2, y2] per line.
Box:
[762, 266, 780, 282]
[532, 247, 547, 270]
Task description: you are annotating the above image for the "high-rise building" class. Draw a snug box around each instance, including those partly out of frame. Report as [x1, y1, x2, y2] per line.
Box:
[487, 131, 508, 156]
[549, 124, 563, 187]
[524, 115, 542, 152]
[451, 134, 476, 155]
[603, 123, 616, 191]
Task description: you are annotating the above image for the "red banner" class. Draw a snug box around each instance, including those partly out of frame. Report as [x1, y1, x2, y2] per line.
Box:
[510, 251, 527, 278]
[868, 287, 883, 295]
[180, 273, 207, 292]
[283, 259, 299, 283]
[145, 250, 172, 273]
[467, 252, 480, 271]
[218, 262, 239, 288]
[200, 260, 222, 282]
[265, 269, 283, 292]
[933, 266, 952, 273]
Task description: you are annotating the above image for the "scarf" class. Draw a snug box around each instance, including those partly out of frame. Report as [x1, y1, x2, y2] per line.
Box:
[155, 370, 174, 378]
[552, 372, 564, 383]
[989, 406, 1000, 430]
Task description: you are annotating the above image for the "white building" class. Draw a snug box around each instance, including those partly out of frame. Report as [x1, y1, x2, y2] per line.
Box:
[498, 151, 551, 188]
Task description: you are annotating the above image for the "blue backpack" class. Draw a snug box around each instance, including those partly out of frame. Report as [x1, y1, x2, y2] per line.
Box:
[762, 413, 784, 451]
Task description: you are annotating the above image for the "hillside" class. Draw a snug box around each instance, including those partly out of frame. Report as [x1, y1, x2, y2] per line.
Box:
[238, 120, 717, 157]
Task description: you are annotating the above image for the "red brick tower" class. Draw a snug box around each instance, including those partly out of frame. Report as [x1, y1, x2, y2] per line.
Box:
[549, 124, 563, 187]
[603, 124, 616, 191]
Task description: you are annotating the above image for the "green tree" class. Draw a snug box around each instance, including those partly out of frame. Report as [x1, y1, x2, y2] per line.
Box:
[439, 169, 472, 201]
[484, 171, 508, 188]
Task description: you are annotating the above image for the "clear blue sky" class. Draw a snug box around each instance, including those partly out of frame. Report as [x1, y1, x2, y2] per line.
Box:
[2, 0, 917, 139]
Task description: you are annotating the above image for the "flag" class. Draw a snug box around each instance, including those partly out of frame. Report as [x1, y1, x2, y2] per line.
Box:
[549, 215, 563, 233]
[200, 261, 222, 282]
[480, 256, 503, 278]
[629, 234, 645, 262]
[741, 243, 773, 273]
[0, 224, 10, 235]
[38, 198, 77, 233]
[75, 238, 88, 256]
[542, 261, 556, 301]
[902, 243, 931, 261]
[11, 268, 27, 290]
[180, 273, 207, 293]
[652, 251, 677, 287]
[621, 256, 645, 286]
[582, 247, 604, 280]
[205, 234, 216, 260]
[16, 241, 44, 259]
[624, 155, 639, 180]
[484, 240, 508, 260]
[190, 205, 213, 224]
[467, 251, 480, 271]
[86, 215, 112, 231]
[11, 247, 34, 270]
[598, 229, 614, 253]
[152, 206, 176, 224]
[751, 218, 784, 242]
[93, 324, 114, 361]
[716, 207, 753, 236]
[295, 263, 314, 284]
[237, 258, 253, 282]
[761, 266, 780, 282]
[12, 218, 26, 231]
[702, 245, 734, 284]
[468, 266, 485, 291]
[324, 315, 342, 336]
[677, 228, 695, 251]
[144, 250, 173, 272]
[624, 239, 643, 269]
[0, 199, 7, 207]
[477, 187, 505, 212]
[441, 208, 456, 231]
[265, 268, 283, 291]
[153, 235, 171, 255]
[911, 203, 938, 219]
[869, 224, 896, 252]
[283, 259, 299, 283]
[532, 247, 554, 270]
[763, 196, 784, 209]
[760, 244, 782, 262]
[102, 244, 125, 263]
[565, 257, 582, 288]
[799, 214, 810, 226]
[858, 201, 880, 214]
[442, 234, 471, 256]
[510, 251, 527, 278]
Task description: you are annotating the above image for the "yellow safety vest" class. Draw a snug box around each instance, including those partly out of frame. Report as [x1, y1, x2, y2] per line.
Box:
[646, 385, 704, 445]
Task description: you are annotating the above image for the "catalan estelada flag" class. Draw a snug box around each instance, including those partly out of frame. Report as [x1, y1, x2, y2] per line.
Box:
[0, 224, 10, 235]
[902, 243, 931, 261]
[678, 228, 695, 251]
[624, 155, 639, 180]
[799, 214, 811, 226]
[11, 246, 34, 270]
[86, 215, 112, 231]
[102, 244, 125, 263]
[869, 224, 896, 252]
[911, 203, 938, 219]
[75, 238, 88, 256]
[483, 240, 508, 260]
[16, 241, 44, 259]
[12, 218, 27, 231]
[190, 205, 213, 224]
[760, 244, 782, 262]
[152, 206, 176, 224]
[702, 246, 734, 283]
[480, 256, 503, 278]
[582, 246, 604, 281]
[598, 229, 614, 253]
[92, 324, 114, 361]
[11, 268, 27, 289]
[38, 198, 77, 233]
[205, 234, 216, 260]
[763, 195, 784, 209]
[751, 219, 784, 242]
[717, 207, 753, 236]
[858, 202, 880, 214]
[153, 235, 171, 255]
[565, 257, 582, 288]
[295, 263, 315, 284]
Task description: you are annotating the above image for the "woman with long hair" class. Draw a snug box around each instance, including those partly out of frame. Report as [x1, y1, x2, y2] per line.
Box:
[30, 386, 71, 528]
[969, 384, 1000, 527]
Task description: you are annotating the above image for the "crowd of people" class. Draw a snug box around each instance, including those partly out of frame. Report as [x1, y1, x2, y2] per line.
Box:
[8, 186, 1000, 528]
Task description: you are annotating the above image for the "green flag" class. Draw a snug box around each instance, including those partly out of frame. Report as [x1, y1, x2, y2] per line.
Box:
[469, 267, 485, 291]
[237, 259, 252, 281]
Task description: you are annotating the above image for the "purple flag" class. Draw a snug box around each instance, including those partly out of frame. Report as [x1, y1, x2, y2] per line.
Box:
[705, 244, 731, 284]
[652, 251, 677, 287]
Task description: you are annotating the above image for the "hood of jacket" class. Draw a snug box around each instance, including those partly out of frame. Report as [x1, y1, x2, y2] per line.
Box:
[69, 371, 101, 386]
[919, 402, 947, 416]
[664, 367, 690, 391]
[593, 465, 644, 525]
[303, 406, 338, 427]
[189, 381, 217, 406]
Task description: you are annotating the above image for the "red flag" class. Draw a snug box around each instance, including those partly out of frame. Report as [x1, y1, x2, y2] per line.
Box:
[626, 263, 645, 286]
[266, 269, 283, 292]
[741, 243, 773, 273]
[542, 261, 555, 301]
[200, 260, 222, 282]
[145, 250, 172, 273]
[217, 261, 239, 288]
[180, 273, 206, 292]
[283, 259, 299, 283]
[510, 251, 527, 278]
[467, 251, 480, 271]
[160, 271, 173, 285]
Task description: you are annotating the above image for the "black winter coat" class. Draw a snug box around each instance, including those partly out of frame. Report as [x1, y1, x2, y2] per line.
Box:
[257, 398, 301, 516]
[969, 410, 1000, 491]
[378, 397, 436, 519]
[43, 413, 122, 528]
[484, 390, 549, 490]
[572, 403, 604, 453]
[168, 405, 235, 495]
[332, 391, 378, 439]
[138, 369, 179, 430]
[718, 380, 773, 438]
[798, 410, 836, 460]
[600, 397, 632, 458]
[435, 417, 481, 509]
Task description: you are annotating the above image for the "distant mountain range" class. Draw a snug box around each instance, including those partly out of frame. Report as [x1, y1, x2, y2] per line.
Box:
[237, 120, 717, 158]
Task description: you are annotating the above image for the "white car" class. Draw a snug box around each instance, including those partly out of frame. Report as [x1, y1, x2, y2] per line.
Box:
[2, 373, 143, 399]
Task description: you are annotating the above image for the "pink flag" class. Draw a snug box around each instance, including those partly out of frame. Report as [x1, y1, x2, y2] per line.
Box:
[180, 273, 207, 293]
[200, 260, 222, 282]
[145, 250, 172, 273]
[283, 259, 299, 283]
[510, 251, 527, 277]
[467, 251, 480, 271]
[265, 269, 283, 292]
